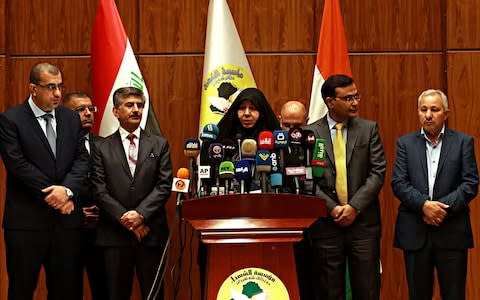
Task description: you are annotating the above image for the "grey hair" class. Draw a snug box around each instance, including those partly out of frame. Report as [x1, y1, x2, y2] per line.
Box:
[418, 89, 449, 111]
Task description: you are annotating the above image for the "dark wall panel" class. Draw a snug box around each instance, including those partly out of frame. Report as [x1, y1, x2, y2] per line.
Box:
[0, 0, 5, 53]
[447, 1, 480, 49]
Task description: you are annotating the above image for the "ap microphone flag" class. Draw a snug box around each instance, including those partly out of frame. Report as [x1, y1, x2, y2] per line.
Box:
[308, 0, 352, 124]
[91, 0, 162, 137]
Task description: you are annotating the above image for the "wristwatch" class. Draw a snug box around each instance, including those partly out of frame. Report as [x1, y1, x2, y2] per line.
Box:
[65, 187, 74, 199]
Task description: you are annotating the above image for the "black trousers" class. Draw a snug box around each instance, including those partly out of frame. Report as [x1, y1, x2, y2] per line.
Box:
[4, 228, 83, 300]
[310, 232, 380, 300]
[103, 245, 164, 300]
[82, 229, 108, 300]
[403, 236, 468, 300]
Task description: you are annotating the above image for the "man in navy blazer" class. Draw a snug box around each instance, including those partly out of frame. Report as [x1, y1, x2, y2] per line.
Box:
[304, 74, 386, 300]
[0, 62, 90, 299]
[392, 89, 478, 300]
[91, 86, 172, 300]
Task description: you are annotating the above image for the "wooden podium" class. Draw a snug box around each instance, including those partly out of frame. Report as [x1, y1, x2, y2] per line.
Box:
[181, 193, 326, 300]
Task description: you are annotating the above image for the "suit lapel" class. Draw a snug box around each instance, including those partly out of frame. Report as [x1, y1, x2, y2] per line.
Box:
[112, 131, 133, 179]
[135, 131, 151, 175]
[346, 119, 358, 166]
[23, 101, 56, 159]
[415, 132, 428, 180]
[436, 129, 452, 176]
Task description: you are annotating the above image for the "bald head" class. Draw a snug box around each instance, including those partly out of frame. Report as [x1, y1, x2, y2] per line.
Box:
[279, 100, 308, 130]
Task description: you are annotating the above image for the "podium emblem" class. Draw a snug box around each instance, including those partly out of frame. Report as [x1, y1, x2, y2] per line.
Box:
[216, 267, 289, 299]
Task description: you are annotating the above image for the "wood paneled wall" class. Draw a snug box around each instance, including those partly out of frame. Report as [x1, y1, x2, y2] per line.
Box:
[0, 0, 479, 299]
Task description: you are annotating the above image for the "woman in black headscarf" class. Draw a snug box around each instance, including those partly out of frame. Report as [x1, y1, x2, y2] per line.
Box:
[216, 87, 281, 141]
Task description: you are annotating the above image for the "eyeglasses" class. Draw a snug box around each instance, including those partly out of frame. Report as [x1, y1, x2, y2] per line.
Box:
[335, 93, 361, 102]
[35, 83, 65, 93]
[74, 106, 97, 113]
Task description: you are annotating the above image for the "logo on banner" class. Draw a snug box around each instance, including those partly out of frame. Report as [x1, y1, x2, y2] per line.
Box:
[216, 267, 289, 300]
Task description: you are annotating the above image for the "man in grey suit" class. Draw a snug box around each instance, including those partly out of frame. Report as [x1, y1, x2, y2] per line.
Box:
[0, 62, 90, 299]
[91, 87, 172, 300]
[392, 89, 478, 300]
[304, 74, 386, 300]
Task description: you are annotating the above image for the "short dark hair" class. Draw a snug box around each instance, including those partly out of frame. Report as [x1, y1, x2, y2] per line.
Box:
[112, 87, 145, 107]
[63, 91, 91, 105]
[321, 74, 354, 102]
[29, 62, 61, 84]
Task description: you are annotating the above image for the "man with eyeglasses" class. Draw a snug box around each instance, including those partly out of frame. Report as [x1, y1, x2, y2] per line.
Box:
[63, 92, 108, 300]
[0, 62, 89, 299]
[303, 74, 386, 300]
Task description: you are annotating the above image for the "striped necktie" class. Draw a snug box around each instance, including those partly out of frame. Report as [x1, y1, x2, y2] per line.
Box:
[127, 133, 137, 175]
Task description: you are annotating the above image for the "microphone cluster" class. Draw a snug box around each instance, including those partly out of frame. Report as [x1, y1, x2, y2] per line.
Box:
[180, 124, 328, 197]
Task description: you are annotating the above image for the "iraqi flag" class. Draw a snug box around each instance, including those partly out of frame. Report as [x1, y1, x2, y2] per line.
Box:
[199, 0, 256, 131]
[307, 0, 352, 124]
[91, 0, 162, 137]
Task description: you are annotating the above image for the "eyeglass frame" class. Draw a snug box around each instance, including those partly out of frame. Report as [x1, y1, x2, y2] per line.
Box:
[34, 83, 65, 93]
[335, 93, 361, 102]
[74, 106, 98, 113]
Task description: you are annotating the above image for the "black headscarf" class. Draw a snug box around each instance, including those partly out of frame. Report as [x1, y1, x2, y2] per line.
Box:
[216, 87, 281, 141]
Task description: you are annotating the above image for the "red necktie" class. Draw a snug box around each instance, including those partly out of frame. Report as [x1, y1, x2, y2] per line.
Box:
[127, 133, 137, 175]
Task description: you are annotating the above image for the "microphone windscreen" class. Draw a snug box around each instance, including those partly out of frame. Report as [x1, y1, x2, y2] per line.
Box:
[234, 160, 251, 181]
[302, 130, 316, 149]
[176, 167, 190, 179]
[255, 150, 272, 172]
[208, 143, 224, 163]
[288, 128, 303, 146]
[221, 139, 237, 160]
[219, 161, 235, 179]
[200, 123, 219, 141]
[270, 151, 280, 173]
[241, 139, 257, 160]
[273, 130, 289, 149]
[312, 138, 327, 177]
[270, 172, 283, 188]
[257, 131, 274, 150]
[184, 138, 200, 157]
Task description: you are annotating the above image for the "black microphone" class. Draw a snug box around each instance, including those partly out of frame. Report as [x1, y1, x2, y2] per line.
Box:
[302, 129, 316, 180]
[198, 124, 218, 196]
[208, 143, 224, 195]
[184, 138, 200, 196]
[273, 130, 289, 172]
[221, 138, 237, 161]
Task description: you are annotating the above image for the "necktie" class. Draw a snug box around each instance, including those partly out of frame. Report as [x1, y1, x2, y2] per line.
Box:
[127, 133, 137, 175]
[42, 113, 56, 157]
[334, 123, 347, 205]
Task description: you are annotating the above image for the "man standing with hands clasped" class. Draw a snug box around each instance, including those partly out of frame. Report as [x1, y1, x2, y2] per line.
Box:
[304, 74, 386, 300]
[0, 62, 89, 300]
[91, 86, 172, 300]
[392, 89, 478, 300]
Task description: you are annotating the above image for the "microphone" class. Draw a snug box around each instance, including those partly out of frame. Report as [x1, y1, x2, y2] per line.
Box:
[221, 138, 237, 161]
[219, 161, 234, 194]
[270, 172, 283, 193]
[198, 123, 219, 196]
[234, 160, 251, 194]
[311, 138, 328, 178]
[288, 127, 304, 156]
[255, 150, 272, 193]
[184, 138, 200, 195]
[241, 139, 257, 162]
[235, 133, 243, 159]
[257, 131, 274, 151]
[302, 129, 316, 180]
[273, 130, 289, 171]
[208, 143, 224, 195]
[172, 168, 190, 206]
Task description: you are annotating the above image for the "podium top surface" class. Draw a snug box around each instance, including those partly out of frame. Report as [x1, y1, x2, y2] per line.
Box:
[181, 193, 326, 220]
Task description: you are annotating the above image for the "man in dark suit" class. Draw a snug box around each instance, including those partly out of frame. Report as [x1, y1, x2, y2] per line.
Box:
[63, 92, 108, 300]
[304, 74, 386, 300]
[91, 86, 172, 300]
[391, 89, 478, 300]
[0, 62, 90, 300]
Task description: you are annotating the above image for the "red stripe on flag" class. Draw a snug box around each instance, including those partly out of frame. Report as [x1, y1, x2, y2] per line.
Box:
[91, 0, 128, 134]
[316, 0, 352, 78]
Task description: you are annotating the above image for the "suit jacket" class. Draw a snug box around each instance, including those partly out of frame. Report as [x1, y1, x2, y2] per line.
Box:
[0, 99, 90, 229]
[79, 134, 103, 208]
[91, 129, 172, 247]
[304, 116, 386, 239]
[392, 128, 478, 250]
